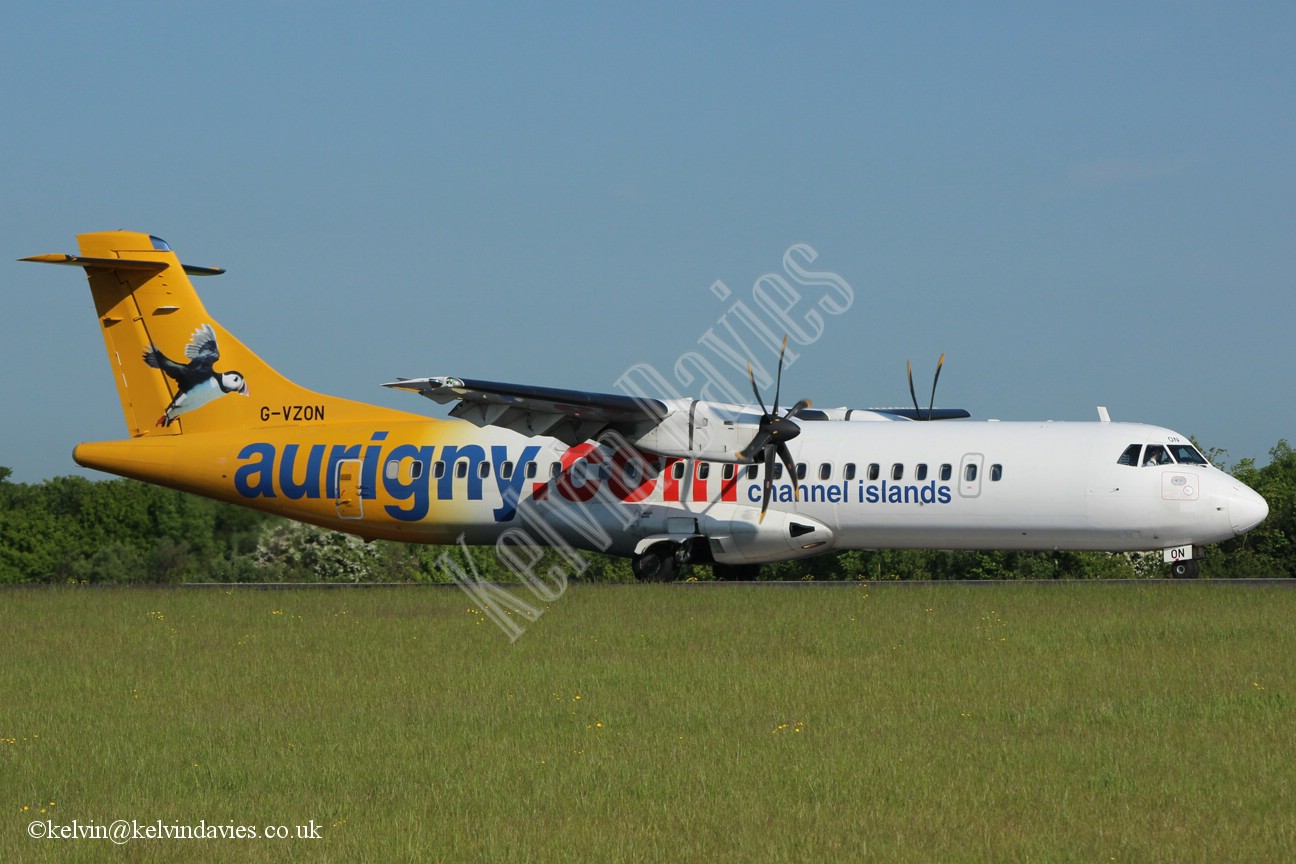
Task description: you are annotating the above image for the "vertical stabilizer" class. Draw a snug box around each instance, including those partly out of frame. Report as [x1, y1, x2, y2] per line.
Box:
[24, 231, 401, 438]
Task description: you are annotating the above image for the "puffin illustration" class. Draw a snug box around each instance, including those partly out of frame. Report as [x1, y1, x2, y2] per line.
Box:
[143, 323, 249, 426]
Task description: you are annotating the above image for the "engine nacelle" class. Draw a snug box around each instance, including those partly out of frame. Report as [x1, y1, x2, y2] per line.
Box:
[701, 508, 835, 564]
[630, 399, 763, 463]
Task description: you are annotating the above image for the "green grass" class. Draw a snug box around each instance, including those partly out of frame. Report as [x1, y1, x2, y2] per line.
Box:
[2, 583, 1294, 862]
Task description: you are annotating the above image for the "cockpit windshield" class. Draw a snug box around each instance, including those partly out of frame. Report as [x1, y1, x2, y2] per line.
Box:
[1116, 442, 1210, 467]
[1167, 443, 1209, 465]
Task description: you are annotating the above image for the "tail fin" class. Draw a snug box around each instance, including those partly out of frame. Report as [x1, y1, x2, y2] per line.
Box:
[24, 231, 393, 437]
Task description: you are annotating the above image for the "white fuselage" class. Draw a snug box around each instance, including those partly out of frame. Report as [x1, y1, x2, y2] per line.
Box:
[346, 417, 1268, 564]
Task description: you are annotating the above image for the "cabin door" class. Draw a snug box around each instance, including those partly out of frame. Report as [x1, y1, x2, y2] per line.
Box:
[334, 459, 364, 519]
[958, 453, 984, 499]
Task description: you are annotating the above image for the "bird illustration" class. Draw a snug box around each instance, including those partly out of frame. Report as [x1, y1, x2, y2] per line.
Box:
[143, 323, 249, 426]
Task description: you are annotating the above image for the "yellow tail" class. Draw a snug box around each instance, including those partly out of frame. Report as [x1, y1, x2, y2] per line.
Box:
[23, 231, 404, 440]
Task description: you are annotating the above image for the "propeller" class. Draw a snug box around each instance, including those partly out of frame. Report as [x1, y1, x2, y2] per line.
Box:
[736, 336, 811, 523]
[906, 353, 945, 421]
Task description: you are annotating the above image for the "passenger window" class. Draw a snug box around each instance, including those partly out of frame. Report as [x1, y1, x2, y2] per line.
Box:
[456, 461, 469, 479]
[672, 461, 685, 480]
[990, 464, 1003, 481]
[697, 462, 710, 480]
[525, 462, 537, 479]
[867, 464, 880, 481]
[500, 461, 514, 480]
[746, 464, 759, 480]
[940, 464, 952, 482]
[819, 463, 832, 481]
[916, 464, 928, 481]
[722, 464, 735, 481]
[965, 463, 978, 482]
[550, 462, 562, 478]
[411, 461, 423, 480]
[384, 460, 400, 481]
[796, 463, 807, 481]
[773, 463, 784, 480]
[434, 461, 446, 479]
[844, 463, 857, 481]
[891, 463, 904, 481]
[478, 462, 490, 478]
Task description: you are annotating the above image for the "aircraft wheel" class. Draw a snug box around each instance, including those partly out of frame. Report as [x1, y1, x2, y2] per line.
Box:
[1171, 559, 1200, 579]
[632, 545, 678, 582]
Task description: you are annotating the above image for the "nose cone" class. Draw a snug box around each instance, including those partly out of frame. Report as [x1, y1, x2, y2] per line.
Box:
[1230, 484, 1269, 536]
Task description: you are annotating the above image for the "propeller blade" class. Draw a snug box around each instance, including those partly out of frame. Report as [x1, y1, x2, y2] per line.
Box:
[748, 362, 768, 416]
[772, 335, 789, 414]
[759, 444, 777, 523]
[737, 426, 773, 461]
[738, 334, 806, 522]
[907, 359, 921, 419]
[927, 353, 945, 422]
[777, 442, 800, 501]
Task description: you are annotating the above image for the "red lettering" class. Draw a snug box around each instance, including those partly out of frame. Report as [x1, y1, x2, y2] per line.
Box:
[607, 449, 657, 502]
[661, 458, 683, 502]
[720, 469, 739, 502]
[555, 442, 600, 502]
[692, 462, 708, 501]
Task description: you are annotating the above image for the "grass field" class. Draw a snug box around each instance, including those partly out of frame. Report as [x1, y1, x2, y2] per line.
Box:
[2, 582, 1294, 863]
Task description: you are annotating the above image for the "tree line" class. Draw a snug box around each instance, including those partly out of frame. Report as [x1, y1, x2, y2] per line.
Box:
[1, 441, 1291, 584]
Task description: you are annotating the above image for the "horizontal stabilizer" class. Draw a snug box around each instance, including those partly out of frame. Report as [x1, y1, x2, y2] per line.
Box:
[21, 253, 225, 277]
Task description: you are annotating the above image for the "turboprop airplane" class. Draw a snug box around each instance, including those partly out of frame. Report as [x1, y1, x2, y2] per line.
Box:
[23, 231, 1268, 580]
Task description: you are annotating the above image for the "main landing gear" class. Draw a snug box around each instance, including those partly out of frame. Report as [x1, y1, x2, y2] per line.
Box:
[1170, 559, 1200, 579]
[631, 540, 765, 581]
[631, 541, 694, 582]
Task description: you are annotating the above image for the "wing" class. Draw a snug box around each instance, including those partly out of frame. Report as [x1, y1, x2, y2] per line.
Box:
[383, 376, 668, 447]
[864, 407, 972, 421]
[184, 323, 220, 366]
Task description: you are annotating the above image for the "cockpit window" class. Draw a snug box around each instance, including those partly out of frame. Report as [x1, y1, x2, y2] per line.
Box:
[1142, 445, 1170, 466]
[1118, 442, 1206, 467]
[1168, 443, 1209, 465]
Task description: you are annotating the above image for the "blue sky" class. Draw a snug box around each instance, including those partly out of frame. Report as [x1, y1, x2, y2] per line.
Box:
[3, 2, 1292, 481]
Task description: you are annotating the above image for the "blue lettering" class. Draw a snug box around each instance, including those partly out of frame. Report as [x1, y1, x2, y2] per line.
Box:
[382, 444, 435, 521]
[439, 444, 487, 501]
[862, 480, 953, 506]
[492, 444, 541, 522]
[279, 443, 324, 500]
[235, 443, 277, 498]
[360, 432, 388, 500]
